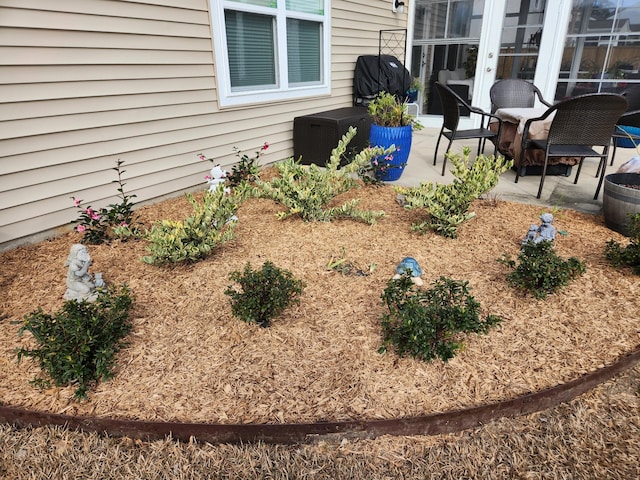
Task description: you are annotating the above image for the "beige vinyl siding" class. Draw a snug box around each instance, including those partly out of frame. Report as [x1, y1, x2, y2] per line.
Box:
[0, 0, 408, 249]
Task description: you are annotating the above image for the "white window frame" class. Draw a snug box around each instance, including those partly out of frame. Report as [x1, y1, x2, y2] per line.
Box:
[210, 0, 331, 108]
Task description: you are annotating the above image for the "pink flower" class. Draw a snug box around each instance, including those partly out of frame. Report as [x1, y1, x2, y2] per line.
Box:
[77, 225, 86, 233]
[119, 221, 128, 226]
[73, 197, 82, 207]
[86, 207, 100, 220]
[261, 142, 269, 151]
[204, 175, 211, 180]
[198, 153, 206, 161]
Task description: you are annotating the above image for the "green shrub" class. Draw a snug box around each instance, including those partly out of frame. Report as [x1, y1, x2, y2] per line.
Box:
[379, 274, 502, 362]
[16, 284, 134, 400]
[605, 213, 640, 274]
[142, 187, 240, 264]
[498, 241, 586, 299]
[199, 142, 267, 188]
[225, 261, 305, 328]
[71, 159, 139, 244]
[395, 148, 513, 238]
[243, 127, 390, 223]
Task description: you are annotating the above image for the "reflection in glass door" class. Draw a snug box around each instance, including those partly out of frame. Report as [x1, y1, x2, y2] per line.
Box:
[556, 0, 640, 101]
[495, 0, 547, 81]
[410, 0, 485, 116]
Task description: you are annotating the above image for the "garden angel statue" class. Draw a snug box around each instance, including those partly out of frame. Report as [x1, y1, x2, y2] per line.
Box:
[208, 165, 230, 193]
[63, 244, 105, 302]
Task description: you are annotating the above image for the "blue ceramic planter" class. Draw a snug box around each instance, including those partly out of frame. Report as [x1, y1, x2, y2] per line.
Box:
[368, 124, 413, 181]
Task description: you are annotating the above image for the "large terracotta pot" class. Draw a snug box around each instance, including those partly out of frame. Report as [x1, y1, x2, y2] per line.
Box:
[368, 124, 413, 181]
[603, 172, 640, 236]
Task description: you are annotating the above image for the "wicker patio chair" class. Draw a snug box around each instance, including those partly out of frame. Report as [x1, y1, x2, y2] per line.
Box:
[489, 79, 552, 113]
[606, 110, 640, 171]
[433, 82, 503, 176]
[519, 93, 628, 200]
[605, 85, 640, 169]
[621, 85, 640, 111]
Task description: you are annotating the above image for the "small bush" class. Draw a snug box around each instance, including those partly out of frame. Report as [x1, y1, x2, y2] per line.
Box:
[225, 261, 305, 328]
[395, 148, 513, 238]
[142, 187, 240, 265]
[243, 127, 391, 223]
[71, 159, 139, 244]
[380, 274, 502, 362]
[498, 241, 586, 299]
[16, 284, 134, 400]
[605, 213, 640, 274]
[199, 142, 267, 188]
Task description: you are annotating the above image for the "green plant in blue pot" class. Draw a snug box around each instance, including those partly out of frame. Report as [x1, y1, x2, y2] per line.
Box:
[368, 92, 423, 181]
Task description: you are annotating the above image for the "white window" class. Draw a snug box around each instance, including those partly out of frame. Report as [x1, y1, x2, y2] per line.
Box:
[210, 0, 331, 107]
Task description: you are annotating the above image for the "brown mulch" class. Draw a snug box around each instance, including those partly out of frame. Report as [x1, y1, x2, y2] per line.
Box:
[0, 183, 638, 426]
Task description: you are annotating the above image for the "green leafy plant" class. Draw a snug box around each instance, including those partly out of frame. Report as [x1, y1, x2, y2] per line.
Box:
[498, 241, 586, 299]
[225, 261, 305, 328]
[15, 284, 134, 400]
[142, 186, 240, 265]
[71, 159, 139, 244]
[367, 92, 423, 130]
[379, 274, 502, 362]
[326, 247, 376, 276]
[395, 148, 513, 238]
[199, 142, 268, 188]
[605, 213, 640, 274]
[244, 127, 390, 224]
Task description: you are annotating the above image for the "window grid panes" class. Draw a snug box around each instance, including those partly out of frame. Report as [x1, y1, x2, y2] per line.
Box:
[286, 0, 323, 14]
[496, 1, 546, 81]
[556, 0, 640, 100]
[221, 0, 324, 94]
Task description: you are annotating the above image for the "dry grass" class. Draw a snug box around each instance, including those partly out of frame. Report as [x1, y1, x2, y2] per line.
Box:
[0, 365, 637, 479]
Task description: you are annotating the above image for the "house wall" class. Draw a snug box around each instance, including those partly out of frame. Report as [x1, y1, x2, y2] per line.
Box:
[0, 0, 407, 250]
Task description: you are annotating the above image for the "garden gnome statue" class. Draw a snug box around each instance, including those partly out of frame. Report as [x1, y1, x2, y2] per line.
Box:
[63, 244, 105, 302]
[535, 213, 556, 243]
[208, 165, 229, 193]
[392, 257, 424, 286]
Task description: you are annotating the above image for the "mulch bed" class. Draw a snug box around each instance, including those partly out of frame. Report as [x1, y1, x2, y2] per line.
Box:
[0, 183, 638, 426]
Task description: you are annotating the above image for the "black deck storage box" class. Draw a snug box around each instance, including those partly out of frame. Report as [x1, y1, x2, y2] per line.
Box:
[293, 107, 372, 166]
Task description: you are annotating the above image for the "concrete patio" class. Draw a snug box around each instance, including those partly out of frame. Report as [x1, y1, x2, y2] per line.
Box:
[388, 126, 638, 216]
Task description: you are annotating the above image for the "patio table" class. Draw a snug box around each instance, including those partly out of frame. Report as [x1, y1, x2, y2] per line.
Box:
[490, 107, 580, 174]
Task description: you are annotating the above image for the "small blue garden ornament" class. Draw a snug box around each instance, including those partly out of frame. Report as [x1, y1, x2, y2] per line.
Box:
[392, 256, 424, 286]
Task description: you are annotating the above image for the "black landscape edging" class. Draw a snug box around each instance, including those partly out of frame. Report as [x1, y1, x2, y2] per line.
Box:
[1, 347, 638, 444]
